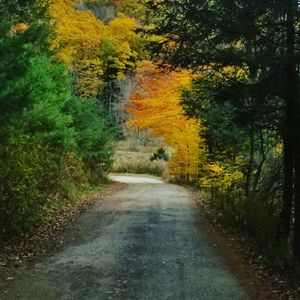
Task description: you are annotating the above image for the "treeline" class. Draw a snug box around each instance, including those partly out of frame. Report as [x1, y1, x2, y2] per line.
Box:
[145, 0, 300, 265]
[0, 0, 144, 238]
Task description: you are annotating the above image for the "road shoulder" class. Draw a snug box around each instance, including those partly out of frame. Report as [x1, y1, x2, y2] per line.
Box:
[192, 188, 295, 299]
[0, 182, 125, 285]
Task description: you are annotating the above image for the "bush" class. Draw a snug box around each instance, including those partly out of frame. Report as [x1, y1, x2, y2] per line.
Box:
[202, 185, 281, 249]
[65, 97, 114, 183]
[0, 136, 47, 235]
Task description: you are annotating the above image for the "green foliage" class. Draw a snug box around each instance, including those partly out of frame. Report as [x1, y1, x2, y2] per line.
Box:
[145, 0, 300, 263]
[9, 56, 74, 148]
[182, 80, 247, 157]
[99, 35, 137, 81]
[0, 136, 45, 234]
[186, 73, 283, 255]
[65, 97, 114, 183]
[0, 2, 114, 238]
[150, 148, 169, 162]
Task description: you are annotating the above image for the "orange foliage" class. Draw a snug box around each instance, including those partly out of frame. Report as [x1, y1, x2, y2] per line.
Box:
[127, 61, 205, 182]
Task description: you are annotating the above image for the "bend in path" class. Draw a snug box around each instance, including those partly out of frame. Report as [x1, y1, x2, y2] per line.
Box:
[109, 175, 164, 184]
[1, 175, 250, 300]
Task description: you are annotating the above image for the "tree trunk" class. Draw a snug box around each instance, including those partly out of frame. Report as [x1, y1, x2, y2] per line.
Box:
[245, 124, 254, 198]
[252, 129, 265, 193]
[279, 135, 294, 242]
[286, 0, 300, 258]
[280, 0, 299, 252]
[293, 145, 300, 258]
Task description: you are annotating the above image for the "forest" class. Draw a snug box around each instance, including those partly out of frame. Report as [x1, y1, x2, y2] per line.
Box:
[1, 0, 300, 283]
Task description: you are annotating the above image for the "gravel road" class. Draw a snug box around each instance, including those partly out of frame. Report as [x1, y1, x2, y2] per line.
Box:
[1, 175, 249, 300]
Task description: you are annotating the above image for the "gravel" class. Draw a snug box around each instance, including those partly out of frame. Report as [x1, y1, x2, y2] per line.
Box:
[1, 175, 249, 300]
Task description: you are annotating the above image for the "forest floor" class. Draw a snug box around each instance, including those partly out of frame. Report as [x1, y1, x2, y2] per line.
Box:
[0, 175, 288, 300]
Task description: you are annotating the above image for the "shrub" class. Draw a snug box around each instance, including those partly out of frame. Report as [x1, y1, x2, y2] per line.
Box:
[0, 136, 46, 235]
[65, 97, 114, 183]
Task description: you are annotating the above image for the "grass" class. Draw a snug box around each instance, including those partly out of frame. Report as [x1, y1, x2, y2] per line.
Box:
[111, 141, 167, 177]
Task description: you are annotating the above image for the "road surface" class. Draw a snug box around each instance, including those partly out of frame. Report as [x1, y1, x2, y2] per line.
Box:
[1, 175, 249, 300]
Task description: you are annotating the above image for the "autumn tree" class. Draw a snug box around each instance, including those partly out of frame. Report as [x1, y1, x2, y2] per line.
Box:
[49, 0, 144, 98]
[127, 61, 204, 182]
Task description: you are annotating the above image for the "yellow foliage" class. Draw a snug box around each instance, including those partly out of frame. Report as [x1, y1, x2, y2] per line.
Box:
[207, 164, 224, 173]
[110, 0, 146, 20]
[197, 64, 248, 83]
[49, 0, 104, 63]
[106, 13, 137, 41]
[75, 59, 104, 97]
[101, 14, 140, 79]
[222, 65, 248, 81]
[273, 143, 283, 155]
[49, 0, 142, 96]
[200, 161, 244, 189]
[49, 0, 105, 96]
[11, 23, 29, 34]
[127, 61, 205, 182]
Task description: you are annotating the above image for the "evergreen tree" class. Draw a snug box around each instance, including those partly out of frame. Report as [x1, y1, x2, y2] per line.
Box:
[146, 0, 300, 258]
[0, 0, 114, 236]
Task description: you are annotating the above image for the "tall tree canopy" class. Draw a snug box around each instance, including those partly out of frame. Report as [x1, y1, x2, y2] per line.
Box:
[145, 0, 300, 258]
[49, 0, 144, 97]
[127, 61, 204, 182]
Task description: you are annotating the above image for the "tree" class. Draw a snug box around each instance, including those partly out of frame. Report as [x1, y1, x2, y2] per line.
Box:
[146, 0, 300, 257]
[65, 97, 113, 183]
[0, 0, 75, 234]
[127, 61, 204, 182]
[49, 0, 105, 97]
[0, 0, 114, 236]
[49, 0, 144, 98]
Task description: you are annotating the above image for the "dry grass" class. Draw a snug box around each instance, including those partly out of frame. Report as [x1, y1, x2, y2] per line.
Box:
[112, 150, 166, 176]
[112, 141, 166, 176]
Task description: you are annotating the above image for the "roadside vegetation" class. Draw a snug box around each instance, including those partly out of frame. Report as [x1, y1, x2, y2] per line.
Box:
[2, 0, 300, 292]
[140, 0, 300, 279]
[112, 141, 166, 177]
[0, 0, 146, 239]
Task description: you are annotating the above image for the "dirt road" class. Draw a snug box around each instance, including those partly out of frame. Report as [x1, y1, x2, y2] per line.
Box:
[1, 175, 249, 300]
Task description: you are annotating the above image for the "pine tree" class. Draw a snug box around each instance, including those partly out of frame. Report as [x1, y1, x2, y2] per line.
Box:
[146, 0, 300, 258]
